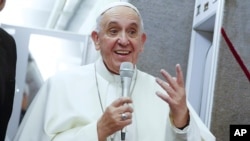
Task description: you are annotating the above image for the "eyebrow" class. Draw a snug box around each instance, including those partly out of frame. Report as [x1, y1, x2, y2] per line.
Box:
[106, 21, 139, 29]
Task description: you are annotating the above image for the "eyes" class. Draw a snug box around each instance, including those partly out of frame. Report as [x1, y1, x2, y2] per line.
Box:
[107, 27, 138, 38]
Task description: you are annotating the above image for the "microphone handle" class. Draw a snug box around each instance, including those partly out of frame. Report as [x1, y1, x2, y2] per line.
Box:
[121, 77, 132, 141]
[121, 77, 132, 97]
[121, 128, 126, 141]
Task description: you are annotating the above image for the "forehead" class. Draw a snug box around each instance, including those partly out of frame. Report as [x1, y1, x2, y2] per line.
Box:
[101, 6, 141, 27]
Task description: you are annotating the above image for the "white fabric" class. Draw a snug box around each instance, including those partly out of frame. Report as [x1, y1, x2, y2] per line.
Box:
[96, 1, 141, 19]
[14, 58, 215, 141]
[95, 58, 137, 140]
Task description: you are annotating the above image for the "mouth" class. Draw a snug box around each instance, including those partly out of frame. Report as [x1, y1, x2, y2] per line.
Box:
[115, 50, 131, 55]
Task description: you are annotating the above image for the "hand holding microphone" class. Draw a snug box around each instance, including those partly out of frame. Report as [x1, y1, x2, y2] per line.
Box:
[97, 97, 133, 141]
[97, 62, 134, 141]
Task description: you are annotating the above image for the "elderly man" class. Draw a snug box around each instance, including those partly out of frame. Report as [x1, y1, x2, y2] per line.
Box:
[0, 0, 17, 140]
[14, 2, 215, 141]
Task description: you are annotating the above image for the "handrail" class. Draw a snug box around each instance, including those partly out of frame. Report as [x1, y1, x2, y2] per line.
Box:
[221, 28, 250, 82]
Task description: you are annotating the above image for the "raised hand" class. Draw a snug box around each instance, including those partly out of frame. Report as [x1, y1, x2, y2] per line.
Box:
[155, 64, 189, 129]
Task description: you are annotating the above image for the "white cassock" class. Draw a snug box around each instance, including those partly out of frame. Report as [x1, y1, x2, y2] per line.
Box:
[14, 58, 215, 141]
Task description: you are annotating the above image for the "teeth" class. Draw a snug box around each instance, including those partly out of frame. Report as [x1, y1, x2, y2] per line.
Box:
[115, 51, 130, 54]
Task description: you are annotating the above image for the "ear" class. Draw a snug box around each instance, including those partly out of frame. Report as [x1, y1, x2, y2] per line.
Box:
[91, 31, 101, 50]
[140, 33, 147, 52]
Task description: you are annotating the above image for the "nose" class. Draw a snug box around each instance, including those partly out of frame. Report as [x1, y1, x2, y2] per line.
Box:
[118, 32, 129, 46]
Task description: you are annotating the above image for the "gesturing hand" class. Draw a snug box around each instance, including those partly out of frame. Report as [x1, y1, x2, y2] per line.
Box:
[97, 97, 133, 141]
[155, 64, 189, 129]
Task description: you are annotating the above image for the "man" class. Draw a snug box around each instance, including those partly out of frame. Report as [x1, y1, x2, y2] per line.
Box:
[14, 2, 215, 141]
[0, 0, 17, 140]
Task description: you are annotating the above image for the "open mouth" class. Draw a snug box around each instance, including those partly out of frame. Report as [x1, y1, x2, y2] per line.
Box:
[115, 50, 131, 55]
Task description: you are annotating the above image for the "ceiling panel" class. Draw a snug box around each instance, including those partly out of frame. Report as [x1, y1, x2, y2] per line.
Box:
[1, 0, 123, 33]
[1, 0, 96, 32]
[1, 0, 56, 28]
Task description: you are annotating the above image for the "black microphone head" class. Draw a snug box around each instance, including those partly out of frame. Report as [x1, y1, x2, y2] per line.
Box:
[120, 62, 134, 78]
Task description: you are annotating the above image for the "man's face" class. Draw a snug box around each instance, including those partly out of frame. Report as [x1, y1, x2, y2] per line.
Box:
[92, 6, 146, 74]
[0, 0, 6, 11]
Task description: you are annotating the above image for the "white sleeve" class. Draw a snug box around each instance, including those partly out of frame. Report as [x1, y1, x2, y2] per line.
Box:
[14, 76, 101, 141]
[167, 102, 216, 141]
[52, 122, 99, 141]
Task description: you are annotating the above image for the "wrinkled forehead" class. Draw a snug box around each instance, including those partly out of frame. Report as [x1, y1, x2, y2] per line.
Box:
[96, 2, 141, 21]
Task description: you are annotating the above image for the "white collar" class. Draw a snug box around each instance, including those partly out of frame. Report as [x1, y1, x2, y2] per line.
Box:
[95, 57, 138, 85]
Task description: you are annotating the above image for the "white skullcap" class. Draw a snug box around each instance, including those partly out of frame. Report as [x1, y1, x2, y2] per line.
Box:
[97, 1, 141, 17]
[95, 1, 143, 31]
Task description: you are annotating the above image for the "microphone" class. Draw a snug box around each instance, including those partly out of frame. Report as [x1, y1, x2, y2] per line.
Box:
[120, 62, 134, 97]
[119, 62, 134, 141]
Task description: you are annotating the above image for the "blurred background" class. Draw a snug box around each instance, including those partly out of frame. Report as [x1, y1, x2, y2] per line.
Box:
[1, 0, 112, 33]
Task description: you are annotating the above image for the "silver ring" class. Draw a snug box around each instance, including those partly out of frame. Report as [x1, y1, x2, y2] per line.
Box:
[121, 113, 127, 120]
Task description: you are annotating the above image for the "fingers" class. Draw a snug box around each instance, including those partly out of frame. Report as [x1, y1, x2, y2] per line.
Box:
[109, 97, 133, 114]
[112, 97, 132, 107]
[155, 64, 186, 106]
[156, 91, 171, 104]
[156, 78, 175, 94]
[97, 97, 133, 138]
[110, 97, 133, 117]
[175, 64, 184, 87]
[105, 98, 133, 123]
[160, 69, 178, 91]
[157, 64, 184, 91]
[156, 78, 175, 105]
[120, 112, 133, 121]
